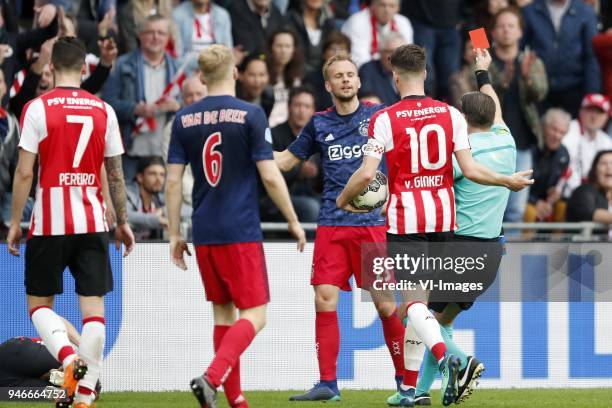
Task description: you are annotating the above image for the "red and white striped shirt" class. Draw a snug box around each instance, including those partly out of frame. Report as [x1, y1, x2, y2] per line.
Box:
[192, 12, 215, 52]
[365, 96, 470, 234]
[19, 87, 124, 237]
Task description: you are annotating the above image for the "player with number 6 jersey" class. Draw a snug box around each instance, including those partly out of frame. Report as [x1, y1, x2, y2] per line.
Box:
[6, 37, 135, 408]
[165, 44, 305, 408]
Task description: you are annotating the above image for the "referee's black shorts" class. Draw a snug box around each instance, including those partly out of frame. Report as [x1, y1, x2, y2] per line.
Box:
[25, 232, 113, 297]
[428, 233, 504, 313]
[386, 231, 453, 281]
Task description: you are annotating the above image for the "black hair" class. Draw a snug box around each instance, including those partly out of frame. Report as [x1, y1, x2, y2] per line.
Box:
[237, 53, 267, 73]
[288, 85, 315, 105]
[588, 150, 612, 184]
[136, 156, 166, 175]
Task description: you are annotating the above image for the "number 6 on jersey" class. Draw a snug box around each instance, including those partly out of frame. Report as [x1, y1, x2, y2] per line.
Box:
[203, 132, 223, 187]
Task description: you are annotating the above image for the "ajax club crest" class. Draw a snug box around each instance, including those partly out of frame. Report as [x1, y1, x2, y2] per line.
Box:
[358, 119, 370, 136]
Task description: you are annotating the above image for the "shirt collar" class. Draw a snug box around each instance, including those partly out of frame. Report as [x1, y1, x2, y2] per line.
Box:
[402, 95, 428, 100]
[546, 0, 571, 13]
[143, 56, 166, 69]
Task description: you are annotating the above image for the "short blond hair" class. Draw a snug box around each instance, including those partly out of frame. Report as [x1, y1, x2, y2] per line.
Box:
[322, 53, 356, 81]
[198, 44, 235, 84]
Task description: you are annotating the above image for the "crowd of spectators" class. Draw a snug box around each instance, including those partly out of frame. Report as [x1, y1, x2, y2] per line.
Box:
[1, 0, 612, 240]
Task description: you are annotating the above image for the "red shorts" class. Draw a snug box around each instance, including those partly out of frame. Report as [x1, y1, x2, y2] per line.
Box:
[195, 242, 270, 309]
[311, 226, 387, 291]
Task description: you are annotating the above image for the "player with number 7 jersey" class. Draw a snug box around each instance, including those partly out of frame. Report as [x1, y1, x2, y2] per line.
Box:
[7, 37, 134, 408]
[19, 89, 123, 236]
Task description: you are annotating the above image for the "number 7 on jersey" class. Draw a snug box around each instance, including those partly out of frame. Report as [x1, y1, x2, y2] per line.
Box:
[66, 115, 94, 168]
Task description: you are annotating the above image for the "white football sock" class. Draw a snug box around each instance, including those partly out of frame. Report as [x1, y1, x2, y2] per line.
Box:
[75, 318, 105, 405]
[30, 307, 76, 369]
[406, 302, 445, 360]
[404, 318, 426, 372]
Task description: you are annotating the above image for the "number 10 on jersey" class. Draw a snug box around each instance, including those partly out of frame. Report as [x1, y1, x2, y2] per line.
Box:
[406, 124, 447, 172]
[203, 132, 223, 187]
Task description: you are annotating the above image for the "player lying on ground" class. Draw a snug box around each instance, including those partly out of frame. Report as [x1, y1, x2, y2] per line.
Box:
[0, 317, 79, 389]
[0, 317, 102, 407]
[414, 48, 515, 406]
[166, 44, 306, 408]
[6, 36, 135, 408]
[337, 44, 533, 407]
[274, 54, 408, 405]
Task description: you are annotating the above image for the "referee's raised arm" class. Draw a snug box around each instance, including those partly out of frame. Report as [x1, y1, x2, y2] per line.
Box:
[473, 48, 505, 126]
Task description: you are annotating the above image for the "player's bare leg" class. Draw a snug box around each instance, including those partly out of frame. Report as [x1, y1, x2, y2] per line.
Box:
[193, 304, 266, 408]
[290, 284, 341, 402]
[27, 295, 87, 400]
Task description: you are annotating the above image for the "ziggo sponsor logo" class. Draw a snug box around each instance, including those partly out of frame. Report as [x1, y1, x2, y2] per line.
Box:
[328, 144, 367, 161]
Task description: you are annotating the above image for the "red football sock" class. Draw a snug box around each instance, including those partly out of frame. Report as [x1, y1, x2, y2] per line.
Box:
[316, 311, 340, 381]
[214, 325, 246, 407]
[380, 309, 405, 377]
[406, 302, 447, 362]
[431, 342, 447, 363]
[206, 319, 255, 388]
[402, 370, 419, 388]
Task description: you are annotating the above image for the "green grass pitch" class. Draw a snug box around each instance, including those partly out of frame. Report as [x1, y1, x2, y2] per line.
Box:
[3, 389, 612, 407]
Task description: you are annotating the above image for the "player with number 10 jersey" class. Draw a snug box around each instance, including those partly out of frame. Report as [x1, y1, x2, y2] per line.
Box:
[368, 96, 469, 234]
[338, 45, 533, 407]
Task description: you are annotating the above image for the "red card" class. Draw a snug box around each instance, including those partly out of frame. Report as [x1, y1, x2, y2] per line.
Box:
[469, 28, 490, 49]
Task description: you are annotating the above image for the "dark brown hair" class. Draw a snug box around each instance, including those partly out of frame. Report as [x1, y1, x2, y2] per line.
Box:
[390, 44, 426, 76]
[51, 36, 86, 73]
[588, 150, 612, 185]
[267, 28, 304, 88]
[322, 31, 351, 54]
[461, 92, 496, 128]
[137, 155, 166, 175]
[492, 6, 524, 31]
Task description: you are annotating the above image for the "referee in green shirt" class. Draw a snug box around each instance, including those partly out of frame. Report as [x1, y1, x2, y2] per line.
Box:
[413, 48, 520, 407]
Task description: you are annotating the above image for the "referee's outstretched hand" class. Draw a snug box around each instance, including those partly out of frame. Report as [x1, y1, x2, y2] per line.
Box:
[508, 170, 535, 192]
[7, 224, 22, 257]
[474, 48, 492, 71]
